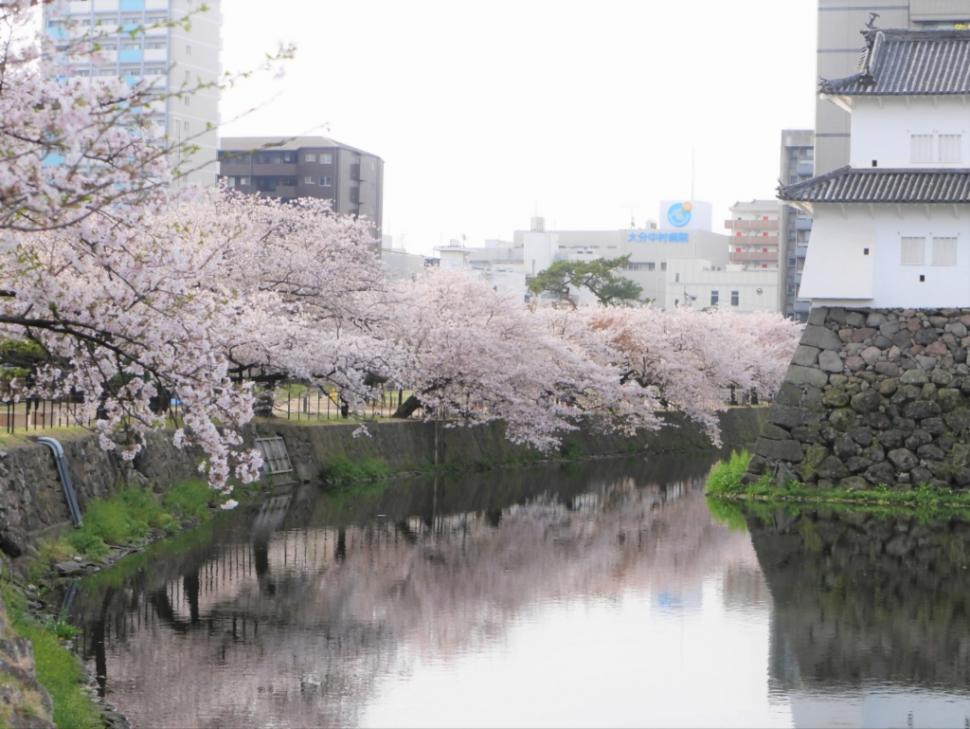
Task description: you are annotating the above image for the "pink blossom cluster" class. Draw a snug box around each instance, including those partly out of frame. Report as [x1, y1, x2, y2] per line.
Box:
[0, 4, 803, 493]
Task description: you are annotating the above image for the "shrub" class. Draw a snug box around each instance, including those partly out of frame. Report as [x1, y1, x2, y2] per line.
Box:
[705, 450, 751, 496]
[320, 456, 388, 487]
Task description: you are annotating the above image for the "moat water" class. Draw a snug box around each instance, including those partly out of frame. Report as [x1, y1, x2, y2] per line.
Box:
[64, 455, 970, 728]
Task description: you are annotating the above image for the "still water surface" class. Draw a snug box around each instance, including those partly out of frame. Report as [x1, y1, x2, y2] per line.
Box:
[65, 455, 970, 728]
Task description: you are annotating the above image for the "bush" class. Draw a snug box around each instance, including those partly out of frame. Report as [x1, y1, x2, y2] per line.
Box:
[320, 456, 388, 487]
[705, 450, 751, 496]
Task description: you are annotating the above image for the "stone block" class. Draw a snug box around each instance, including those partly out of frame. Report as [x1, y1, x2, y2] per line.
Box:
[946, 321, 968, 337]
[801, 324, 843, 351]
[807, 307, 827, 326]
[768, 405, 808, 429]
[878, 378, 898, 396]
[822, 387, 850, 407]
[903, 400, 941, 420]
[888, 448, 918, 471]
[922, 417, 945, 436]
[818, 350, 843, 373]
[865, 461, 897, 485]
[867, 312, 886, 327]
[850, 390, 880, 414]
[754, 437, 804, 463]
[845, 311, 866, 327]
[760, 423, 790, 440]
[904, 429, 932, 450]
[816, 456, 848, 480]
[900, 369, 929, 385]
[792, 345, 820, 367]
[787, 365, 829, 387]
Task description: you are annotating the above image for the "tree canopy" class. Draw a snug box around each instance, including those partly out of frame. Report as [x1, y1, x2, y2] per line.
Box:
[527, 255, 643, 306]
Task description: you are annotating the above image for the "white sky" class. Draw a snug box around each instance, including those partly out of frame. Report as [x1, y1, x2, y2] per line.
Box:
[220, 0, 819, 255]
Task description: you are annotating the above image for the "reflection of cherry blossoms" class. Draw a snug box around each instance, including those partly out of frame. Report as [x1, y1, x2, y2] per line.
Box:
[72, 469, 764, 729]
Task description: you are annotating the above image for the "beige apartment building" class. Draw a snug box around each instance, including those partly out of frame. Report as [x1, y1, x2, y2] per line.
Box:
[816, 0, 970, 174]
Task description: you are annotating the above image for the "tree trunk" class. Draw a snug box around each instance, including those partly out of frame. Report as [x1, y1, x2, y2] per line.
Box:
[393, 394, 421, 419]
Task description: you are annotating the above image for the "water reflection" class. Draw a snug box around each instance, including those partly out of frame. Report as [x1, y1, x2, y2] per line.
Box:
[748, 508, 970, 728]
[69, 455, 786, 728]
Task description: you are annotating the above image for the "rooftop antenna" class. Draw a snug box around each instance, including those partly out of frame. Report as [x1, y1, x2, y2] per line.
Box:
[866, 11, 879, 29]
[621, 203, 639, 228]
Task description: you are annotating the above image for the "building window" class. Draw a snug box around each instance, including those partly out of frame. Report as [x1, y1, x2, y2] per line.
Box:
[674, 272, 680, 282]
[910, 134, 934, 163]
[932, 236, 958, 266]
[901, 236, 926, 266]
[710, 290, 719, 306]
[646, 262, 655, 271]
[939, 134, 963, 163]
[305, 153, 317, 163]
[319, 176, 332, 186]
[320, 152, 333, 164]
[238, 176, 249, 187]
[731, 291, 739, 306]
[304, 176, 315, 184]
[660, 262, 667, 271]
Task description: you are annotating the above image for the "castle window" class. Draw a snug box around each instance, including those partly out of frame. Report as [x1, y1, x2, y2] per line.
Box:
[932, 237, 958, 266]
[910, 134, 934, 164]
[900, 236, 925, 266]
[939, 134, 962, 164]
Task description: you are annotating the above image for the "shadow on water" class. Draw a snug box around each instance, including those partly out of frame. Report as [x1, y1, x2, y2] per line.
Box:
[745, 506, 970, 727]
[65, 453, 724, 728]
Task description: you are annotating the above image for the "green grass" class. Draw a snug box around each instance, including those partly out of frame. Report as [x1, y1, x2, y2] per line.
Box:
[319, 456, 389, 487]
[704, 450, 751, 496]
[704, 450, 970, 521]
[0, 582, 101, 729]
[36, 479, 216, 566]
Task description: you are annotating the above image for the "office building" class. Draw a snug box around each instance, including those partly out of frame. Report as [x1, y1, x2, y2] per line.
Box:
[219, 136, 384, 238]
[816, 0, 970, 175]
[779, 130, 815, 321]
[43, 0, 222, 187]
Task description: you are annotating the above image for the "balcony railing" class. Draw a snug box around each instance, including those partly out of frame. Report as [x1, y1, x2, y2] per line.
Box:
[730, 251, 779, 263]
[724, 219, 779, 231]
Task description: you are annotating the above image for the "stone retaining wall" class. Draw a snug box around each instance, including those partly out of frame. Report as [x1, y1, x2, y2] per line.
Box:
[749, 306, 970, 489]
[0, 408, 766, 558]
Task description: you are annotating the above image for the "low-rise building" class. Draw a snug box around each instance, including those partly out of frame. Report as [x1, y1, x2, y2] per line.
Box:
[663, 260, 779, 313]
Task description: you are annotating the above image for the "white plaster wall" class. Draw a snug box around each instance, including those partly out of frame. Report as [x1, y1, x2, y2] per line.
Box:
[850, 97, 970, 169]
[522, 232, 558, 276]
[663, 260, 779, 312]
[801, 204, 970, 307]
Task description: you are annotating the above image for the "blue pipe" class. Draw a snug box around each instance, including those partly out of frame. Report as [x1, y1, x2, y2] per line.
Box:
[36, 437, 83, 527]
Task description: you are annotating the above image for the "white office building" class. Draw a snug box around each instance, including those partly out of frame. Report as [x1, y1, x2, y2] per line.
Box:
[785, 26, 970, 309]
[44, 0, 222, 187]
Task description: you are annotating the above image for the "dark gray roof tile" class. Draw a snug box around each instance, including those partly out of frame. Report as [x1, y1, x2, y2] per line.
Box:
[778, 167, 970, 203]
[820, 29, 970, 96]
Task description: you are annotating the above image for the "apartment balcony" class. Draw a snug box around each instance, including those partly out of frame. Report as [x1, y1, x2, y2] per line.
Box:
[795, 216, 813, 231]
[730, 250, 779, 263]
[724, 219, 778, 232]
[733, 234, 779, 247]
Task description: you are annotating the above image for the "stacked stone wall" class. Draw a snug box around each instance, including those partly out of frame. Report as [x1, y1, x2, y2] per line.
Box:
[749, 306, 970, 489]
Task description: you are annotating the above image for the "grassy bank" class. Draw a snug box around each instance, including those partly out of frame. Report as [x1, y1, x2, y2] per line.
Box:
[705, 450, 970, 520]
[0, 582, 100, 729]
[31, 479, 215, 577]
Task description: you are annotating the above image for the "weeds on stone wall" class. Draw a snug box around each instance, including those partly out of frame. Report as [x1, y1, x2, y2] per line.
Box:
[319, 457, 389, 488]
[33, 480, 215, 569]
[706, 450, 970, 521]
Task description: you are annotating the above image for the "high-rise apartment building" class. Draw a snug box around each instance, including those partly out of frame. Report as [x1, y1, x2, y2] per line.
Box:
[816, 0, 970, 174]
[219, 136, 384, 239]
[779, 129, 815, 321]
[725, 200, 781, 271]
[43, 0, 222, 187]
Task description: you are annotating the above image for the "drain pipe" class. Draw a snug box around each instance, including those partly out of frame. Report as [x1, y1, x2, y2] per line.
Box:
[35, 437, 83, 527]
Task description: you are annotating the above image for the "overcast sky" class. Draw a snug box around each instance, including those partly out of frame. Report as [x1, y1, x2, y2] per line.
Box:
[220, 0, 819, 255]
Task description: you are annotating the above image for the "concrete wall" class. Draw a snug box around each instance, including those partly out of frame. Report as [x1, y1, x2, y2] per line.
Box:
[748, 306, 970, 490]
[0, 410, 767, 558]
